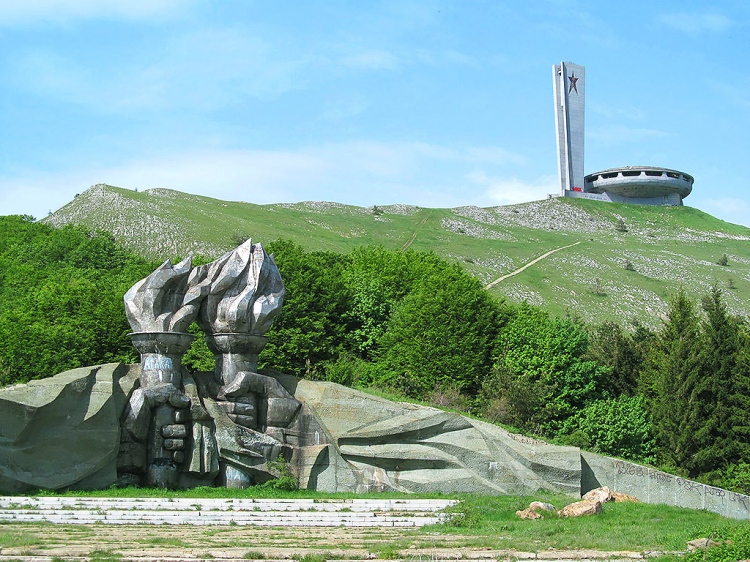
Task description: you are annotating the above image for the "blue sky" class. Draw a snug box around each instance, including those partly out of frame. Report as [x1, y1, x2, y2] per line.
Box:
[1, 1, 749, 227]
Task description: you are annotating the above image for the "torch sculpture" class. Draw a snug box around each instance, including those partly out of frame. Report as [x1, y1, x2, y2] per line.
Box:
[199, 240, 284, 388]
[197, 239, 295, 487]
[123, 239, 294, 488]
[123, 257, 211, 487]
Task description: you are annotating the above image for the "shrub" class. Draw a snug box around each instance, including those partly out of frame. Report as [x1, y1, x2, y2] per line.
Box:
[558, 395, 656, 463]
[442, 501, 481, 528]
[427, 383, 471, 413]
[592, 277, 605, 296]
[719, 462, 750, 495]
[260, 455, 298, 491]
[315, 352, 364, 387]
[485, 303, 609, 435]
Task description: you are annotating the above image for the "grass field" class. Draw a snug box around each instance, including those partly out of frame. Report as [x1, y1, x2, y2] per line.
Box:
[43, 184, 750, 329]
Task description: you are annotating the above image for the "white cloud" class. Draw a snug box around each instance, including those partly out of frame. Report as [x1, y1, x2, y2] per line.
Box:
[319, 96, 370, 121]
[703, 197, 749, 216]
[409, 48, 479, 68]
[692, 197, 750, 228]
[338, 45, 478, 72]
[464, 147, 528, 166]
[535, 7, 621, 49]
[470, 173, 559, 206]
[0, 0, 192, 25]
[164, 27, 309, 104]
[711, 82, 750, 110]
[658, 12, 732, 34]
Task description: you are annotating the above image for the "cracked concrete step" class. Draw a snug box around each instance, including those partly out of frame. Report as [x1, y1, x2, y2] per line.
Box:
[0, 510, 445, 526]
[0, 497, 457, 527]
[0, 496, 455, 511]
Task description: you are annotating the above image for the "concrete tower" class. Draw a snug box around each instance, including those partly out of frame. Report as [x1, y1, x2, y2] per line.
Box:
[553, 61, 585, 194]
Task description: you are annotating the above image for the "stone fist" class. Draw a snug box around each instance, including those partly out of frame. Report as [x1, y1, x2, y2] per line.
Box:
[213, 371, 300, 430]
[121, 384, 190, 454]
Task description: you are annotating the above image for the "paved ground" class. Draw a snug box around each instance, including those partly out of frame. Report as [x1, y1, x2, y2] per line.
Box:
[0, 497, 652, 561]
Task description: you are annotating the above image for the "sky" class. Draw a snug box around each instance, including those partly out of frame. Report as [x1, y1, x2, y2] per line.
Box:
[0, 1, 749, 227]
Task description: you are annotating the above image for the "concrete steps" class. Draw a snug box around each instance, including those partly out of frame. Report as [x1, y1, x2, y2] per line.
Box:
[0, 496, 458, 527]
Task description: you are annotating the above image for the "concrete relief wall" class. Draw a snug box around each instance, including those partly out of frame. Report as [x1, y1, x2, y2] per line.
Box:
[582, 452, 750, 520]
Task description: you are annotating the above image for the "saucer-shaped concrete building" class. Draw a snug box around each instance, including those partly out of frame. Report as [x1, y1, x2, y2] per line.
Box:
[584, 166, 694, 206]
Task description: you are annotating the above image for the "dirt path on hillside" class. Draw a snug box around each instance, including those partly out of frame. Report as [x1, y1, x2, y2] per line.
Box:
[401, 212, 433, 251]
[484, 241, 582, 290]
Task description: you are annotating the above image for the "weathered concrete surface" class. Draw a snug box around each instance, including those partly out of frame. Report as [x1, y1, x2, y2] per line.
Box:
[283, 374, 581, 495]
[581, 452, 750, 520]
[0, 363, 138, 493]
[0, 364, 581, 497]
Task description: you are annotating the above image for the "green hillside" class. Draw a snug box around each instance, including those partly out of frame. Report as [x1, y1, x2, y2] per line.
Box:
[43, 183, 750, 327]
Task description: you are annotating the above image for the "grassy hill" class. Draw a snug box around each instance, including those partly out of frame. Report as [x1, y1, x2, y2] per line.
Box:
[43, 183, 750, 328]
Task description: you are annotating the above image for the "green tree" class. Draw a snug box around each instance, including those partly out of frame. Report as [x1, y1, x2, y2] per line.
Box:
[641, 287, 701, 472]
[687, 287, 750, 476]
[342, 246, 422, 359]
[372, 261, 504, 399]
[258, 240, 353, 376]
[559, 394, 656, 463]
[586, 321, 653, 397]
[341, 247, 467, 360]
[482, 302, 609, 435]
[0, 216, 155, 385]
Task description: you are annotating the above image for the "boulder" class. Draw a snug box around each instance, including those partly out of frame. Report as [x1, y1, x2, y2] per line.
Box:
[583, 486, 613, 504]
[612, 491, 640, 503]
[516, 508, 542, 519]
[516, 501, 556, 519]
[559, 499, 602, 517]
[687, 538, 720, 551]
[529, 501, 557, 513]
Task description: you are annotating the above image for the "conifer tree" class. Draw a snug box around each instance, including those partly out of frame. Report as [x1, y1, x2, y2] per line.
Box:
[688, 287, 749, 476]
[586, 320, 653, 397]
[643, 288, 701, 471]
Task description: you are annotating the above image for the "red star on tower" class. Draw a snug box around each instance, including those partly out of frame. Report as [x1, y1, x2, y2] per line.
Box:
[568, 72, 579, 95]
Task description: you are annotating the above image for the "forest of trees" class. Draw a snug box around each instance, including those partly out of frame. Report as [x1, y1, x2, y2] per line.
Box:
[2, 214, 749, 494]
